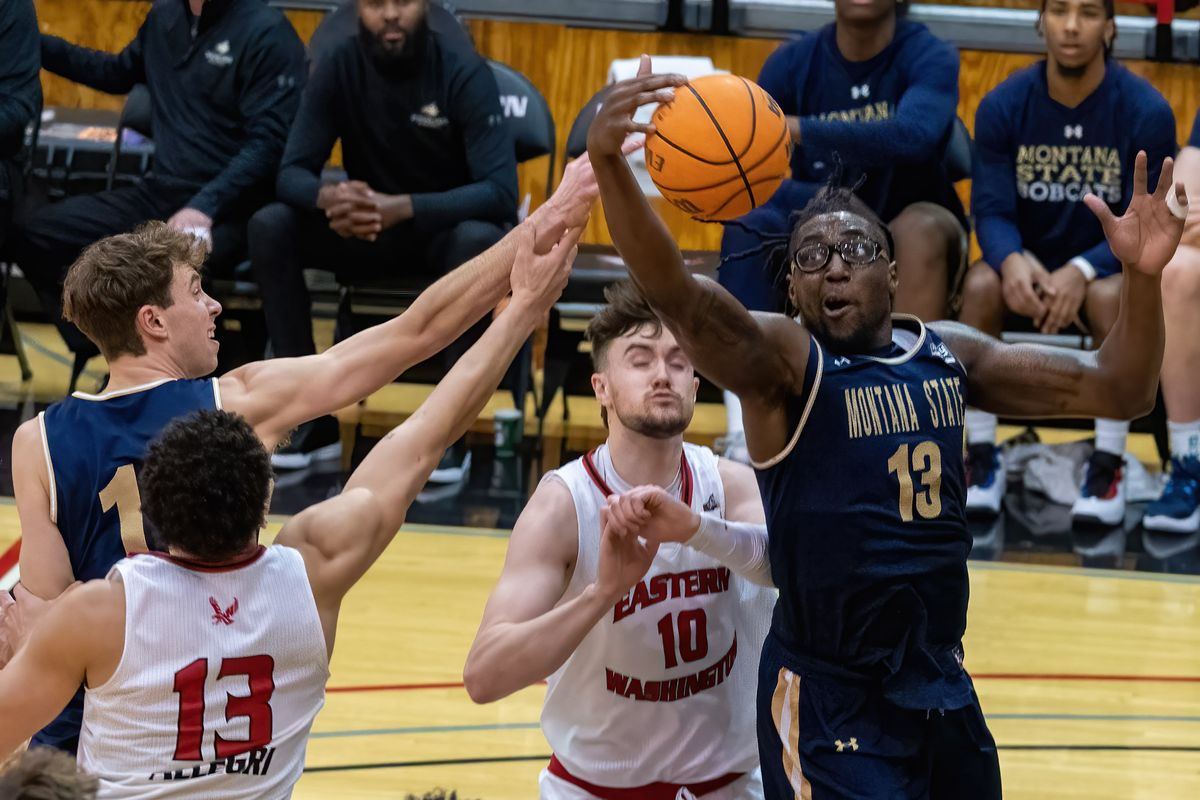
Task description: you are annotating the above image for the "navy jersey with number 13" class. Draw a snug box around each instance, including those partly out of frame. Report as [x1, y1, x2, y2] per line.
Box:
[33, 377, 220, 751]
[756, 317, 974, 710]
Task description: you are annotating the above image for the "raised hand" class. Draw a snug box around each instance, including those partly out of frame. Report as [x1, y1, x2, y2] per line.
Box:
[585, 54, 686, 160]
[595, 505, 660, 602]
[603, 486, 700, 545]
[510, 221, 581, 314]
[1084, 152, 1188, 277]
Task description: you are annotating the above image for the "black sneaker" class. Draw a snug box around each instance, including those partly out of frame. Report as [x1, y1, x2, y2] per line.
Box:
[272, 416, 342, 470]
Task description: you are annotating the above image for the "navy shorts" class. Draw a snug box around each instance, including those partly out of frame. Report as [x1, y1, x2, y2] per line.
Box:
[756, 634, 1001, 799]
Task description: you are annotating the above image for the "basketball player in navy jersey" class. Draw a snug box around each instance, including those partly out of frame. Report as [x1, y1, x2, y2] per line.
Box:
[3, 152, 606, 752]
[0, 222, 576, 797]
[588, 59, 1187, 797]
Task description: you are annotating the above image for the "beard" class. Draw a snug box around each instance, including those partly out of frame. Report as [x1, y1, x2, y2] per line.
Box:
[359, 18, 424, 72]
[613, 399, 690, 440]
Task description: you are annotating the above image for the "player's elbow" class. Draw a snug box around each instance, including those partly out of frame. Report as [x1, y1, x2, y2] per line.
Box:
[462, 653, 503, 704]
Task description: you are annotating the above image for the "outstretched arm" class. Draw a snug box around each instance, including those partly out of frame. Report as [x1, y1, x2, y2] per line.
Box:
[934, 152, 1187, 420]
[274, 224, 578, 641]
[588, 56, 810, 462]
[221, 156, 602, 450]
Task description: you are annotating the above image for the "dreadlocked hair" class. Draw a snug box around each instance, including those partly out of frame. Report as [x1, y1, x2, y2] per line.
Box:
[716, 161, 891, 314]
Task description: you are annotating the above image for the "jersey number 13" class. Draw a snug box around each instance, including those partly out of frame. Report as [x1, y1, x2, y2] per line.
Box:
[887, 441, 943, 522]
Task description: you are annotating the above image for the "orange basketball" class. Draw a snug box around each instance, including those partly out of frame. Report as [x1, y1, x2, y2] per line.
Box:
[644, 74, 792, 222]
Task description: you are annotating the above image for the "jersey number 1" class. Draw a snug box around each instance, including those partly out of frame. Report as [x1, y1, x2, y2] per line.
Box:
[887, 441, 943, 522]
[173, 655, 275, 760]
[98, 464, 149, 554]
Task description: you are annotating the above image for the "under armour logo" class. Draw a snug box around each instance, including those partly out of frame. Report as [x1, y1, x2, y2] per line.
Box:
[851, 84, 870, 100]
[835, 737, 859, 752]
[833, 356, 851, 367]
[209, 596, 239, 625]
[1064, 125, 1083, 139]
[703, 494, 720, 512]
[929, 341, 957, 365]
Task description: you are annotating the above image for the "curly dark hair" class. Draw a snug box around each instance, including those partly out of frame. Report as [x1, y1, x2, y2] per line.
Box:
[141, 410, 272, 562]
[585, 279, 663, 370]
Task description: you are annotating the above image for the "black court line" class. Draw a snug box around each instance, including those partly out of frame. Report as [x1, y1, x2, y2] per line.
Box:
[306, 746, 1200, 773]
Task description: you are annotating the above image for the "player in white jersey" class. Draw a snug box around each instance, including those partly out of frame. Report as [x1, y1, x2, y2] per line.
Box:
[0, 219, 578, 798]
[465, 280, 777, 799]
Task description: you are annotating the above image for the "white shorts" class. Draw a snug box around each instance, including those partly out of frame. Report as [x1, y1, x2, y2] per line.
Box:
[538, 767, 764, 800]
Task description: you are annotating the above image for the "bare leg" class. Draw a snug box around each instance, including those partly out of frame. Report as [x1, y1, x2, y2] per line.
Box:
[1160, 245, 1200, 421]
[889, 202, 965, 321]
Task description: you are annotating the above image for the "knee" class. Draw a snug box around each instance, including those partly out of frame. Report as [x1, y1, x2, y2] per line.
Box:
[890, 203, 961, 255]
[248, 202, 300, 252]
[1162, 246, 1200, 307]
[960, 261, 1001, 306]
[446, 219, 504, 261]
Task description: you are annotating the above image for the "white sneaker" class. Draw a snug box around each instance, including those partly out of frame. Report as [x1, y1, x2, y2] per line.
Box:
[1071, 450, 1126, 526]
[965, 443, 1005, 516]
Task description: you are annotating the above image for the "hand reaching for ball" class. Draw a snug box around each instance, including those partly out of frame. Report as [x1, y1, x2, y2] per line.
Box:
[586, 55, 687, 160]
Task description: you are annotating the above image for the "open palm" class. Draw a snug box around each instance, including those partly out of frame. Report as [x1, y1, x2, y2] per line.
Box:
[1084, 152, 1188, 277]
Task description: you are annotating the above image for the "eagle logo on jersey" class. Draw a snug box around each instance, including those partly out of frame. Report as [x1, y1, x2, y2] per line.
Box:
[209, 596, 239, 625]
[703, 494, 719, 512]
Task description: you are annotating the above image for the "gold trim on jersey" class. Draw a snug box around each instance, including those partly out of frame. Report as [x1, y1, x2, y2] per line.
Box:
[860, 314, 927, 365]
[37, 411, 58, 524]
[772, 667, 813, 799]
[752, 339, 824, 470]
[72, 377, 176, 401]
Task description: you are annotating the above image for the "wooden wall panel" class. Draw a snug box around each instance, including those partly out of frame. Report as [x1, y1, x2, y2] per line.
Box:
[32, 2, 1200, 250]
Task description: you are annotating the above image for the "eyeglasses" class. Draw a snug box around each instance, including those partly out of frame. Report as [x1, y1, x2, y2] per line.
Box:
[791, 238, 887, 273]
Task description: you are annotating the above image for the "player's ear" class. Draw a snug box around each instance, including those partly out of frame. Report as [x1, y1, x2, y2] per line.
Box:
[888, 260, 899, 299]
[135, 303, 169, 344]
[591, 372, 610, 405]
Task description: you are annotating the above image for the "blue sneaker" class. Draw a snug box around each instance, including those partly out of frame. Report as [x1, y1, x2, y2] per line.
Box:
[1143, 457, 1200, 534]
[965, 443, 1005, 517]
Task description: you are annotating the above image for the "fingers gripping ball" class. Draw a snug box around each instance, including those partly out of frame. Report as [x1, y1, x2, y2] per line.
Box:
[644, 75, 792, 222]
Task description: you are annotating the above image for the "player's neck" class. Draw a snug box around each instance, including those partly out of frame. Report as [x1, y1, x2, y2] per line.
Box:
[103, 353, 192, 393]
[835, 15, 896, 62]
[605, 427, 685, 490]
[1046, 56, 1106, 108]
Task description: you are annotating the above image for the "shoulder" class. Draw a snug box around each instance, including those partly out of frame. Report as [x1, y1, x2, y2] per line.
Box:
[509, 474, 579, 564]
[1113, 65, 1174, 126]
[983, 64, 1040, 107]
[12, 416, 43, 458]
[927, 320, 993, 370]
[895, 20, 956, 59]
[236, 0, 305, 52]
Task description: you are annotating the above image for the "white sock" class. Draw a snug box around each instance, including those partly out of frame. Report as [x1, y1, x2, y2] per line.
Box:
[724, 390, 744, 437]
[1168, 419, 1200, 460]
[965, 409, 997, 446]
[1094, 418, 1129, 456]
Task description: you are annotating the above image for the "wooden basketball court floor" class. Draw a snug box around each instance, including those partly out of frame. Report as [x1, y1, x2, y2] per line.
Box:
[0, 325, 1198, 798]
[4, 516, 1198, 798]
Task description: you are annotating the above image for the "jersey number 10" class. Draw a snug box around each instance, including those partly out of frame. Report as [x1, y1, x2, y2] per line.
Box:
[656, 609, 709, 669]
[886, 441, 943, 522]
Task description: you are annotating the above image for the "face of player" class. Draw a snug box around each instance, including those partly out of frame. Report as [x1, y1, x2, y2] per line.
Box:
[834, 0, 897, 26]
[592, 325, 699, 440]
[159, 266, 222, 377]
[358, 0, 427, 63]
[1041, 0, 1113, 72]
[788, 211, 897, 354]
